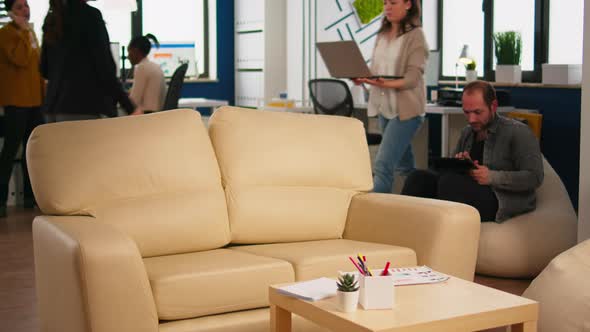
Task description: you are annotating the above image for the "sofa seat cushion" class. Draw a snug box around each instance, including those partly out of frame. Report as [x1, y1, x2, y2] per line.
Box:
[143, 249, 294, 320]
[230, 239, 417, 280]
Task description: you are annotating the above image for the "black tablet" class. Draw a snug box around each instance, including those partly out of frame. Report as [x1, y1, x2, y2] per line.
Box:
[432, 158, 476, 172]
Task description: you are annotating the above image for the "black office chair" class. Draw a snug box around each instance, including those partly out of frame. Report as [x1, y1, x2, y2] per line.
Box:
[162, 63, 189, 111]
[308, 78, 382, 145]
[308, 78, 354, 117]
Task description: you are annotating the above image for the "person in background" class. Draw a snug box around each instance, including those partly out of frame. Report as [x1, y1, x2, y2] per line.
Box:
[40, 0, 139, 122]
[401, 81, 544, 222]
[0, 0, 45, 217]
[353, 0, 428, 193]
[127, 33, 166, 114]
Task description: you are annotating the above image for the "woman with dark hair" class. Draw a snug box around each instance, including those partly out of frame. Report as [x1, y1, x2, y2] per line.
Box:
[0, 0, 45, 216]
[128, 33, 166, 113]
[354, 0, 428, 193]
[40, 0, 139, 122]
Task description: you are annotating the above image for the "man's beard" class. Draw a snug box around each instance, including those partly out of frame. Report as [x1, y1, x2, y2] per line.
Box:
[472, 113, 495, 139]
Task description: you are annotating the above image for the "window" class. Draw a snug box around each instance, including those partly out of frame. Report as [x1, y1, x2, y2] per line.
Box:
[549, 0, 584, 64]
[26, 0, 49, 41]
[18, 0, 215, 79]
[21, 1, 132, 50]
[88, 1, 132, 47]
[440, 0, 553, 82]
[142, 0, 210, 78]
[0, 2, 9, 24]
[493, 0, 535, 71]
[441, 0, 484, 77]
[422, 0, 438, 50]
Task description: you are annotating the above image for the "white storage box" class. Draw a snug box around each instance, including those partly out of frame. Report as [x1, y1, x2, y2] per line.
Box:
[542, 64, 582, 85]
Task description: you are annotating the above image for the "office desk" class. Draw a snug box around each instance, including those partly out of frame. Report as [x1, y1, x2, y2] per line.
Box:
[258, 104, 518, 157]
[178, 98, 229, 110]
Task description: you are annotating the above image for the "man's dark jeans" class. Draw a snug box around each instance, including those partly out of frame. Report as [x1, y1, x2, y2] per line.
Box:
[401, 169, 499, 221]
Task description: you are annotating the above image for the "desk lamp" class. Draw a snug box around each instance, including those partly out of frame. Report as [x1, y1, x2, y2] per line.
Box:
[455, 44, 473, 88]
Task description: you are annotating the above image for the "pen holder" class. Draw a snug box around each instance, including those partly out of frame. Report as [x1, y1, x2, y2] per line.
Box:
[359, 269, 395, 310]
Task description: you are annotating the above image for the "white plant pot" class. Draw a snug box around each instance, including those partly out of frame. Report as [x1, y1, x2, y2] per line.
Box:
[495, 65, 522, 84]
[337, 290, 359, 313]
[465, 70, 478, 82]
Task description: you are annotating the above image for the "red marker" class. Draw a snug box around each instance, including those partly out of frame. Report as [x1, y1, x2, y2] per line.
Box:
[381, 262, 391, 276]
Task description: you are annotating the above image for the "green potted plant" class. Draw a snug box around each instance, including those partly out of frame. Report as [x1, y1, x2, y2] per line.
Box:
[336, 273, 360, 312]
[465, 59, 477, 82]
[493, 31, 522, 83]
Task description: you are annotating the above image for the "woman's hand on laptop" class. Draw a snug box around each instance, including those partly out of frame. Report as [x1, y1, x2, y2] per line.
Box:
[361, 77, 404, 89]
[351, 78, 367, 85]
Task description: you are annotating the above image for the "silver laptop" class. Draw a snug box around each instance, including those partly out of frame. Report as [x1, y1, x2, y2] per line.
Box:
[316, 41, 401, 79]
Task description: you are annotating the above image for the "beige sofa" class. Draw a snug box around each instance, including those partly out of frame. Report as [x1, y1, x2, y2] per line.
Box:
[29, 107, 480, 332]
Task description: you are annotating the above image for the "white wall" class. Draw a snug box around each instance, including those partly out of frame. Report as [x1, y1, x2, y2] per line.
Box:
[286, 0, 381, 103]
[579, 0, 590, 242]
[286, 0, 438, 104]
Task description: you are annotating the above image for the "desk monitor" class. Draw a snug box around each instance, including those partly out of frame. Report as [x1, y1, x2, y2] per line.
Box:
[316, 41, 400, 80]
[148, 42, 197, 78]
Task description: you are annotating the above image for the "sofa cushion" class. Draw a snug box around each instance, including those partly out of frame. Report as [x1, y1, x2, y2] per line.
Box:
[143, 249, 294, 320]
[159, 308, 331, 332]
[208, 107, 373, 244]
[92, 192, 230, 258]
[230, 239, 417, 280]
[27, 110, 231, 257]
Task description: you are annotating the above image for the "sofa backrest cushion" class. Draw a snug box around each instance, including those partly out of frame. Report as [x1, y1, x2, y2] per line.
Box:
[208, 107, 373, 244]
[27, 110, 231, 257]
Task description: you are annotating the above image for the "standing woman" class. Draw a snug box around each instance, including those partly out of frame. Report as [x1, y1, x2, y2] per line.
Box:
[355, 0, 428, 193]
[40, 0, 138, 122]
[127, 33, 166, 113]
[0, 0, 45, 216]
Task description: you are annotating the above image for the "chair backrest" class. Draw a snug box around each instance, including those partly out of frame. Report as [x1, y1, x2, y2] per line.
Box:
[162, 63, 189, 111]
[506, 111, 543, 139]
[308, 79, 354, 117]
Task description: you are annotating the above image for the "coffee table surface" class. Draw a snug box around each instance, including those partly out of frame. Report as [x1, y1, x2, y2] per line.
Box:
[269, 276, 538, 332]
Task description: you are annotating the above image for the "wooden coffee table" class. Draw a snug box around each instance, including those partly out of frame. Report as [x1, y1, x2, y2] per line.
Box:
[269, 276, 538, 332]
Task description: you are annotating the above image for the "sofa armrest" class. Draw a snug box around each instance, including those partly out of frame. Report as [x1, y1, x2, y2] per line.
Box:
[343, 193, 481, 281]
[33, 216, 158, 332]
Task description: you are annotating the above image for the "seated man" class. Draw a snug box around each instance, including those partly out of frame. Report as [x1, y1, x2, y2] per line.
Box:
[402, 80, 543, 222]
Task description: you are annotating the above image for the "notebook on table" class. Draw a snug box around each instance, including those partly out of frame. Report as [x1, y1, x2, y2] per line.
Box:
[277, 277, 337, 301]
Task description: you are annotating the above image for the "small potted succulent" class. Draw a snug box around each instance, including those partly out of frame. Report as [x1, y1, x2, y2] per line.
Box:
[465, 60, 477, 82]
[336, 273, 360, 312]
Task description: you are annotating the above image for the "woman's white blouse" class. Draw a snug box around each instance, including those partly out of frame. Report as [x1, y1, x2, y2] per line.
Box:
[367, 34, 406, 119]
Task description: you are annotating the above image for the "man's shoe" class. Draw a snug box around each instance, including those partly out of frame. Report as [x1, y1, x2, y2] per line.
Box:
[0, 205, 6, 218]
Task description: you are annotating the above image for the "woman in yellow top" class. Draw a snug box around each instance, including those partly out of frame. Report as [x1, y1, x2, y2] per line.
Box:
[0, 0, 45, 217]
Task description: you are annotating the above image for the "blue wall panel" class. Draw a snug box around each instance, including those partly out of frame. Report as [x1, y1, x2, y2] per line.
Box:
[181, 0, 235, 109]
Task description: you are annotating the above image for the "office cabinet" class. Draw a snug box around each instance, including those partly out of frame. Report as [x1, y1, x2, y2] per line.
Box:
[235, 0, 286, 108]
